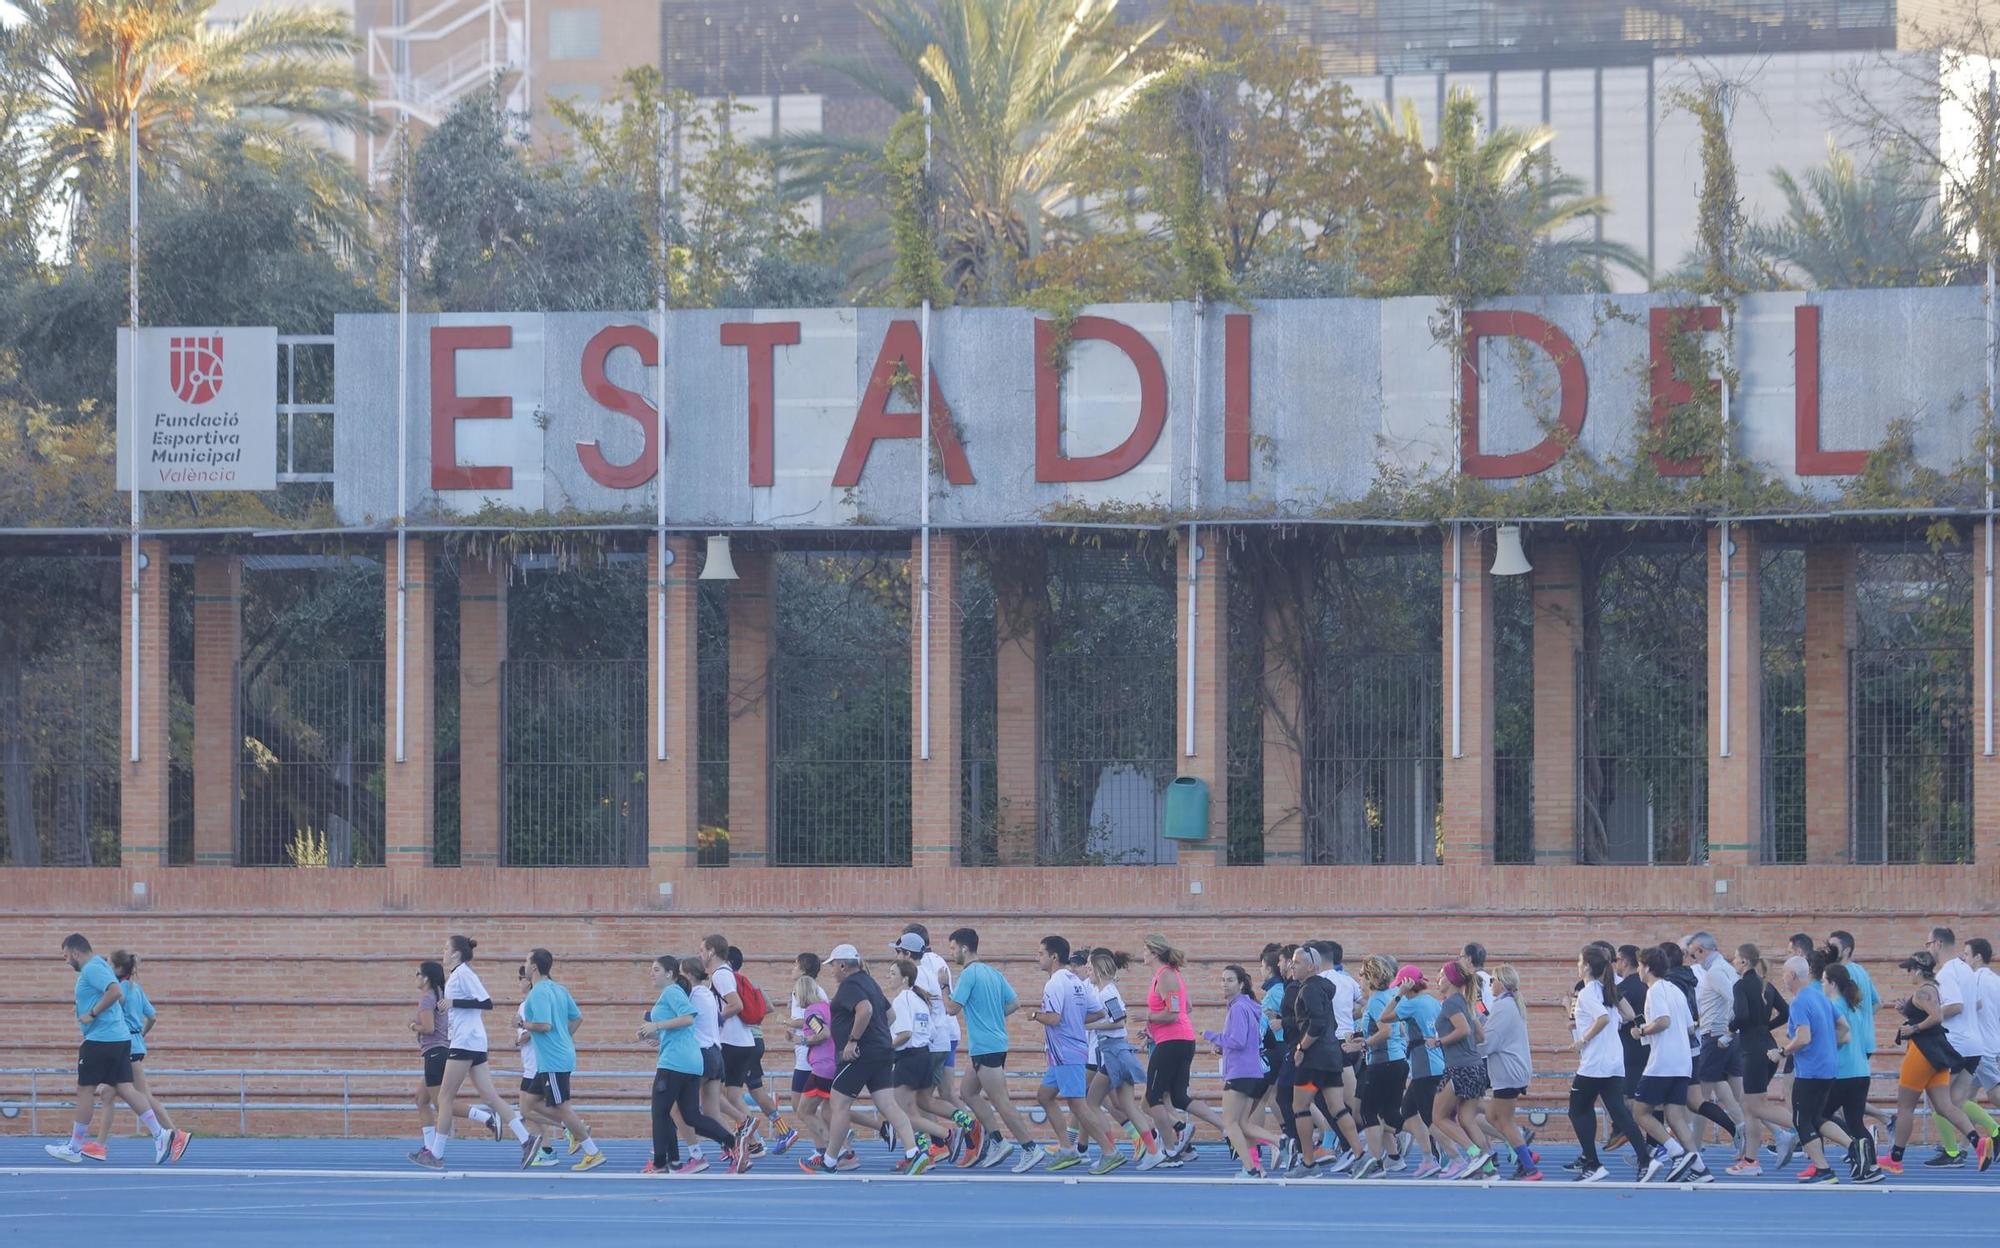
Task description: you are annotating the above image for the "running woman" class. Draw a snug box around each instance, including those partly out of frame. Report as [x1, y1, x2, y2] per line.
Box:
[1140, 933, 1226, 1163]
[1204, 962, 1279, 1177]
[684, 955, 728, 1167]
[1630, 946, 1709, 1183]
[1428, 959, 1491, 1179]
[519, 948, 604, 1170]
[1727, 944, 1790, 1175]
[46, 936, 186, 1165]
[893, 928, 975, 1160]
[1827, 930, 1892, 1145]
[411, 934, 534, 1170]
[1824, 960, 1880, 1181]
[410, 960, 456, 1162]
[1479, 965, 1537, 1180]
[1781, 949, 1878, 1184]
[945, 927, 1042, 1171]
[1348, 955, 1407, 1179]
[1882, 950, 1981, 1174]
[1283, 944, 1343, 1172]
[1028, 935, 1124, 1175]
[1386, 964, 1445, 1177]
[885, 957, 954, 1171]
[1084, 948, 1161, 1168]
[84, 951, 187, 1161]
[790, 954, 832, 1160]
[1565, 946, 1644, 1182]
[640, 956, 737, 1174]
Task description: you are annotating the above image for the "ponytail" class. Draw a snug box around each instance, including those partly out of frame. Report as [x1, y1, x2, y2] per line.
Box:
[1825, 962, 1862, 1010]
[1581, 946, 1616, 1012]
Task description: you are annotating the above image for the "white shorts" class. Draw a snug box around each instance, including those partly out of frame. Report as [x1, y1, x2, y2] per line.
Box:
[1975, 1056, 2000, 1092]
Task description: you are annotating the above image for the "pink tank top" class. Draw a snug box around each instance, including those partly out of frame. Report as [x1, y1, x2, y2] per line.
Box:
[1147, 966, 1195, 1043]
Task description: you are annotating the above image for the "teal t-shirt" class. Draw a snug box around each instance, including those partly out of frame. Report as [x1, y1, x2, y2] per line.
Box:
[1846, 962, 1879, 1055]
[1398, 992, 1443, 1076]
[523, 980, 580, 1074]
[76, 956, 129, 1043]
[1832, 996, 1871, 1079]
[121, 980, 156, 1056]
[1363, 989, 1408, 1063]
[950, 961, 1017, 1056]
[650, 984, 701, 1075]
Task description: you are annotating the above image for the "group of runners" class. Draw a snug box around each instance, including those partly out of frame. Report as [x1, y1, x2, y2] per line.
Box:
[42, 920, 2000, 1184]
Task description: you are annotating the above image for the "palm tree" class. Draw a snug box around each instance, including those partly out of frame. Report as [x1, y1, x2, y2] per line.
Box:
[1744, 140, 1968, 289]
[779, 0, 1160, 303]
[1383, 90, 1646, 295]
[14, 0, 375, 250]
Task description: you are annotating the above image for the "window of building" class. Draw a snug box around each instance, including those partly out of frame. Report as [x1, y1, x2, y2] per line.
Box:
[546, 9, 601, 61]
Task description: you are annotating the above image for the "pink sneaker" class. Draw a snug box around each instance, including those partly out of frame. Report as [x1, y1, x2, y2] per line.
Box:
[672, 1156, 710, 1175]
[1411, 1158, 1444, 1180]
[1726, 1158, 1763, 1177]
[1440, 1158, 1468, 1180]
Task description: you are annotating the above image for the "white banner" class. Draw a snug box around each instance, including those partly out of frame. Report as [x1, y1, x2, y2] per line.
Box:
[117, 327, 278, 491]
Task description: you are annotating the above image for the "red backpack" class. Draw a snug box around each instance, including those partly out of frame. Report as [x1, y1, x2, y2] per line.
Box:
[736, 972, 770, 1026]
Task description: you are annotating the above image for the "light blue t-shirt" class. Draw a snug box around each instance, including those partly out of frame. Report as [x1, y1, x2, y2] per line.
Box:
[650, 984, 701, 1075]
[121, 980, 156, 1056]
[1831, 995, 1870, 1079]
[1398, 992, 1444, 1076]
[523, 979, 580, 1074]
[1788, 985, 1839, 1080]
[75, 956, 129, 1043]
[1845, 962, 1880, 1055]
[1261, 982, 1285, 1043]
[1363, 989, 1408, 1063]
[951, 961, 1017, 1057]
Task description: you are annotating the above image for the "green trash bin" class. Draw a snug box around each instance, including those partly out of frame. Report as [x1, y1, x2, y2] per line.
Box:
[1163, 776, 1209, 841]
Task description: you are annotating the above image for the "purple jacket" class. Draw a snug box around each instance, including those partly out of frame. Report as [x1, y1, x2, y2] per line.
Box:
[1203, 993, 1269, 1080]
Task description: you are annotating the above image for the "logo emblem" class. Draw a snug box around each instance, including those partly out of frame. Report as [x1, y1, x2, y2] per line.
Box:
[168, 336, 224, 404]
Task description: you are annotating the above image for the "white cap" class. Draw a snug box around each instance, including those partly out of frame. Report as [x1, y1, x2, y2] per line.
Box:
[827, 943, 860, 963]
[891, 933, 926, 955]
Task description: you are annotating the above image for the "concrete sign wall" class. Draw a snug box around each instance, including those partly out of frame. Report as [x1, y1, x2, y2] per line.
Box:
[118, 327, 279, 491]
[331, 289, 1989, 526]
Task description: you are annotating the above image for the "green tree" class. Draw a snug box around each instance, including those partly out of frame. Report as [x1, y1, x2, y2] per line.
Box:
[783, 0, 1162, 303]
[12, 0, 375, 250]
[1746, 141, 1968, 289]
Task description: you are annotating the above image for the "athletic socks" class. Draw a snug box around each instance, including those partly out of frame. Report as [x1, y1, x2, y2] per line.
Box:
[1964, 1102, 1999, 1137]
[1663, 1138, 1687, 1158]
[468, 1106, 494, 1125]
[423, 1127, 437, 1153]
[1696, 1102, 1737, 1138]
[581, 1137, 602, 1156]
[138, 1110, 164, 1139]
[508, 1115, 532, 1144]
[1939, 1118, 1962, 1153]
[433, 1134, 449, 1159]
[69, 1123, 88, 1149]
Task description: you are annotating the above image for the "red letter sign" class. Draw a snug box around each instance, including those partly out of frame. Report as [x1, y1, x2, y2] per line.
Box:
[577, 325, 660, 489]
[430, 325, 513, 491]
[1460, 311, 1588, 479]
[1034, 316, 1167, 483]
[720, 321, 801, 487]
[832, 320, 974, 487]
[1224, 314, 1251, 482]
[1648, 306, 1722, 477]
[1794, 305, 1867, 475]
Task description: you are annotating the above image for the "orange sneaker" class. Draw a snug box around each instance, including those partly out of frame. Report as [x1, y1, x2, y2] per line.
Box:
[80, 1142, 107, 1162]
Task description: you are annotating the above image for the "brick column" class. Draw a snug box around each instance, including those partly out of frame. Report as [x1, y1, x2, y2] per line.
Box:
[1174, 534, 1230, 868]
[1441, 527, 1496, 865]
[993, 551, 1043, 866]
[382, 538, 435, 867]
[1260, 585, 1306, 865]
[725, 548, 774, 866]
[911, 534, 963, 865]
[1976, 523, 2000, 866]
[190, 555, 241, 865]
[1530, 543, 1580, 863]
[118, 539, 170, 867]
[1803, 543, 1857, 864]
[1706, 525, 1762, 866]
[647, 535, 701, 869]
[457, 555, 507, 866]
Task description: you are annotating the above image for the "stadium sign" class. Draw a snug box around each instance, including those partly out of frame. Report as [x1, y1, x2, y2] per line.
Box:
[117, 327, 279, 491]
[330, 290, 1985, 526]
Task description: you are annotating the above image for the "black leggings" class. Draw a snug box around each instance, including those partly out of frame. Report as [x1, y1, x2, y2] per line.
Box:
[1567, 1074, 1645, 1169]
[1145, 1039, 1195, 1110]
[1832, 1075, 1870, 1141]
[651, 1068, 734, 1166]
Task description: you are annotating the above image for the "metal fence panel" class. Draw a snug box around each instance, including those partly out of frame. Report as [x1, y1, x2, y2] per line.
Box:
[1761, 547, 1806, 864]
[1492, 572, 1534, 864]
[1850, 646, 1972, 864]
[697, 581, 730, 866]
[1305, 652, 1441, 865]
[502, 659, 647, 867]
[1225, 573, 1264, 865]
[237, 660, 385, 867]
[0, 659, 120, 866]
[959, 559, 999, 867]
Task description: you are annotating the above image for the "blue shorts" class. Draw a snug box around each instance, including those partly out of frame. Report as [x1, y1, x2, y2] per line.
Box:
[1041, 1065, 1088, 1099]
[1634, 1074, 1690, 1109]
[1098, 1047, 1145, 1090]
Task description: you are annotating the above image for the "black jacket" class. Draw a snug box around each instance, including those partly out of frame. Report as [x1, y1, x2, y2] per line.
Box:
[1293, 975, 1340, 1068]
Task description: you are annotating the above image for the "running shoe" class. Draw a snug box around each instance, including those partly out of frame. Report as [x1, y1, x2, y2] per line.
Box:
[531, 1150, 560, 1167]
[1048, 1149, 1085, 1172]
[1174, 1122, 1195, 1157]
[1410, 1157, 1444, 1180]
[903, 1147, 934, 1176]
[1725, 1157, 1762, 1176]
[152, 1131, 172, 1165]
[1601, 1132, 1627, 1154]
[1853, 1167, 1886, 1185]
[1232, 1167, 1265, 1180]
[1561, 1157, 1587, 1172]
[1382, 1153, 1408, 1173]
[572, 1151, 605, 1172]
[957, 1132, 988, 1169]
[408, 1147, 443, 1170]
[1877, 1156, 1904, 1176]
[798, 1153, 829, 1175]
[1089, 1152, 1128, 1177]
[770, 1126, 801, 1155]
[1396, 1130, 1414, 1158]
[926, 1142, 951, 1169]
[1924, 1149, 1965, 1168]
[1328, 1149, 1357, 1175]
[640, 1160, 667, 1175]
[747, 1136, 768, 1158]
[1639, 1146, 1669, 1184]
[877, 1120, 896, 1151]
[1575, 1165, 1609, 1183]
[1773, 1129, 1799, 1171]
[1011, 1142, 1048, 1174]
[1350, 1155, 1381, 1180]
[981, 1138, 1017, 1170]
[676, 1155, 712, 1176]
[1285, 1159, 1311, 1180]
[168, 1131, 191, 1164]
[1796, 1164, 1835, 1184]
[565, 1128, 580, 1156]
[1511, 1163, 1542, 1181]
[739, 1117, 761, 1160]
[1439, 1157, 1468, 1181]
[1664, 1150, 1700, 1184]
[1978, 1131, 1996, 1172]
[483, 1113, 502, 1142]
[44, 1143, 83, 1164]
[833, 1149, 861, 1172]
[80, 1142, 107, 1162]
[963, 1117, 985, 1162]
[1136, 1148, 1166, 1172]
[725, 1146, 752, 1175]
[1067, 1127, 1082, 1153]
[1688, 1163, 1715, 1183]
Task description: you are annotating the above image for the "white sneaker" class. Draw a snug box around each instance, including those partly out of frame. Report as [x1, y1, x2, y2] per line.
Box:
[1011, 1143, 1047, 1174]
[980, 1139, 1016, 1170]
[1383, 1154, 1408, 1173]
[1328, 1150, 1357, 1174]
[45, 1143, 83, 1164]
[1136, 1149, 1166, 1172]
[152, 1131, 171, 1165]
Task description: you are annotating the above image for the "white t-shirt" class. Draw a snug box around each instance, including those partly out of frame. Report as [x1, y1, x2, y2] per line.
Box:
[711, 965, 755, 1048]
[891, 987, 933, 1051]
[1475, 969, 1497, 1012]
[1974, 966, 2000, 1060]
[515, 1001, 537, 1080]
[1573, 982, 1623, 1079]
[1939, 957, 1983, 1056]
[789, 987, 825, 1071]
[1643, 978, 1694, 1077]
[444, 964, 490, 1052]
[1091, 981, 1128, 1063]
[917, 951, 957, 1050]
[692, 984, 721, 1049]
[1321, 968, 1361, 1040]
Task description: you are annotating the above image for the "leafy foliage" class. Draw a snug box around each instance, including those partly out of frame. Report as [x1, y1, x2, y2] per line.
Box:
[1745, 141, 1970, 289]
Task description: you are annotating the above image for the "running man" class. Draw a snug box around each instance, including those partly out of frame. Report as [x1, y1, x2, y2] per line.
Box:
[702, 934, 757, 1153]
[945, 927, 1044, 1171]
[1029, 935, 1125, 1175]
[85, 950, 187, 1161]
[411, 934, 535, 1170]
[810, 944, 926, 1175]
[726, 945, 797, 1153]
[46, 935, 187, 1165]
[519, 948, 605, 1170]
[1933, 927, 2000, 1167]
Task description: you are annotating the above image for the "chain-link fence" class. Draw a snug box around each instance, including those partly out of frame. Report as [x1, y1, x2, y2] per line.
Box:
[1225, 569, 1264, 865]
[1576, 542, 1707, 865]
[501, 658, 647, 866]
[1760, 546, 1806, 864]
[696, 580, 730, 866]
[1492, 570, 1534, 864]
[168, 659, 195, 867]
[958, 557, 999, 867]
[237, 659, 386, 867]
[0, 658, 121, 866]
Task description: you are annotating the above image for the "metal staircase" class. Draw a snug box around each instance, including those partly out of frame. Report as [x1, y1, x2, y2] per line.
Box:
[365, 0, 530, 181]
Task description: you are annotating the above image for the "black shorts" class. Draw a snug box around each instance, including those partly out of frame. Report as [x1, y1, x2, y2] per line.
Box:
[791, 1068, 813, 1094]
[444, 1048, 488, 1066]
[971, 1051, 1007, 1070]
[721, 1043, 761, 1087]
[803, 1074, 834, 1100]
[524, 1071, 571, 1105]
[1694, 1039, 1743, 1083]
[832, 1056, 893, 1098]
[1224, 1077, 1270, 1099]
[746, 1037, 767, 1090]
[1446, 1063, 1490, 1100]
[1360, 1059, 1408, 1128]
[928, 1051, 948, 1088]
[129, 1052, 144, 1064]
[700, 1046, 723, 1081]
[1491, 1085, 1527, 1100]
[1296, 1063, 1342, 1094]
[893, 1050, 932, 1089]
[1742, 1045, 1776, 1096]
[1399, 1073, 1442, 1126]
[1792, 1076, 1834, 1139]
[77, 1040, 133, 1089]
[1634, 1075, 1691, 1108]
[423, 1048, 448, 1088]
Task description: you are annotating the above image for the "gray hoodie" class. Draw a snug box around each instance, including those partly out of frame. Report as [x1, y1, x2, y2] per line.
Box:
[1479, 994, 1534, 1091]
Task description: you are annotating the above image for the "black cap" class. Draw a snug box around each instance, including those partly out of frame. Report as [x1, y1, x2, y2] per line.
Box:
[1898, 951, 1937, 973]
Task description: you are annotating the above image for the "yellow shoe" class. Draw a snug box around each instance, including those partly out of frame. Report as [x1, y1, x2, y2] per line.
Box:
[572, 1150, 605, 1172]
[566, 1130, 581, 1156]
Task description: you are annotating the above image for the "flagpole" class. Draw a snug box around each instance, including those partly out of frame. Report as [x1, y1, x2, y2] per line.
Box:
[654, 93, 669, 761]
[917, 95, 933, 761]
[127, 106, 143, 763]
